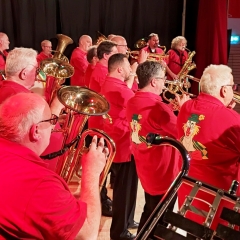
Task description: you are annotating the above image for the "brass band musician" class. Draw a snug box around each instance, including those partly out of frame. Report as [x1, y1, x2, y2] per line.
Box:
[177, 64, 240, 229]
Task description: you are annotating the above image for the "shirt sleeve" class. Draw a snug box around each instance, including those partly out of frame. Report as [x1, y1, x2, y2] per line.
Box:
[26, 175, 87, 240]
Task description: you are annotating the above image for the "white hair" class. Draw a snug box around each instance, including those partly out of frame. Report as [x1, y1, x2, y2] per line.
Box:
[200, 64, 233, 96]
[5, 47, 37, 77]
[0, 93, 46, 143]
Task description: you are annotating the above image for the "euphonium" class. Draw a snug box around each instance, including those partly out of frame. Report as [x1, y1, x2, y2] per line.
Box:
[129, 50, 169, 63]
[40, 34, 74, 104]
[233, 91, 240, 104]
[53, 86, 116, 188]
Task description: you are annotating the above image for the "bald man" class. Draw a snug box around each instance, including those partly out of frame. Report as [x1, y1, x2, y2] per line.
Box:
[0, 32, 10, 81]
[70, 35, 92, 86]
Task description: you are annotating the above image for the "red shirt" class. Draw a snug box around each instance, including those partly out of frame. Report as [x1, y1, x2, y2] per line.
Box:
[177, 93, 240, 229]
[177, 92, 240, 193]
[37, 51, 53, 64]
[89, 62, 108, 93]
[167, 49, 188, 80]
[101, 76, 134, 163]
[88, 63, 108, 130]
[126, 91, 180, 195]
[70, 48, 88, 86]
[85, 63, 95, 88]
[0, 81, 63, 173]
[0, 138, 86, 240]
[0, 81, 30, 103]
[141, 46, 164, 54]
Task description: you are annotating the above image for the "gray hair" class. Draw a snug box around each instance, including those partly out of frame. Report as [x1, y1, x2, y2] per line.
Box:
[171, 36, 187, 49]
[200, 64, 233, 96]
[41, 40, 51, 47]
[5, 47, 38, 77]
[136, 61, 165, 89]
[0, 93, 46, 143]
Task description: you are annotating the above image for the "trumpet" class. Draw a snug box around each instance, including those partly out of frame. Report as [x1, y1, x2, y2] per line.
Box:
[128, 50, 169, 63]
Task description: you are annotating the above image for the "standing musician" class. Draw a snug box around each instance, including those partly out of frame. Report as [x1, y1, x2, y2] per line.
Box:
[0, 92, 108, 240]
[126, 61, 189, 233]
[166, 36, 188, 80]
[70, 35, 92, 87]
[140, 33, 164, 54]
[0, 32, 10, 81]
[84, 45, 98, 88]
[101, 53, 138, 240]
[177, 64, 240, 229]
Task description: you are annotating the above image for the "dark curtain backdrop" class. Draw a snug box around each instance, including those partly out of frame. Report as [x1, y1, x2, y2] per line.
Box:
[192, 0, 228, 94]
[0, 0, 196, 55]
[0, 0, 228, 90]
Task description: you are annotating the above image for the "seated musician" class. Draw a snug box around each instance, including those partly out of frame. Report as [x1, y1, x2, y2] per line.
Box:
[166, 36, 188, 80]
[37, 39, 53, 63]
[0, 92, 108, 240]
[0, 32, 10, 81]
[177, 64, 240, 229]
[0, 47, 64, 171]
[126, 61, 189, 233]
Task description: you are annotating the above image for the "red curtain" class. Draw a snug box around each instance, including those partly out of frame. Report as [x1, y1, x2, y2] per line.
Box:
[192, 0, 228, 94]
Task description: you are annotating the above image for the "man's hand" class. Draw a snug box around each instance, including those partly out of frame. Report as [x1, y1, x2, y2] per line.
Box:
[82, 136, 109, 176]
[175, 93, 190, 109]
[138, 50, 148, 64]
[227, 100, 236, 109]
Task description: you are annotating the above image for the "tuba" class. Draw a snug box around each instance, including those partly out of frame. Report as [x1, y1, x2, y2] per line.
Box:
[137, 133, 240, 240]
[42, 85, 116, 189]
[40, 34, 74, 104]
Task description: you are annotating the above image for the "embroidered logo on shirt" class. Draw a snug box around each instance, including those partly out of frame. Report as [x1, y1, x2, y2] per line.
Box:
[180, 113, 208, 159]
[130, 114, 146, 144]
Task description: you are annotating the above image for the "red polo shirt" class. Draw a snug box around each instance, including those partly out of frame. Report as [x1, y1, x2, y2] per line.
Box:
[88, 63, 108, 130]
[0, 81, 30, 103]
[85, 63, 95, 88]
[0, 138, 86, 240]
[126, 91, 180, 195]
[177, 92, 240, 229]
[177, 92, 240, 194]
[37, 51, 53, 63]
[70, 48, 88, 87]
[167, 49, 188, 80]
[101, 76, 134, 163]
[0, 80, 63, 173]
[141, 46, 164, 54]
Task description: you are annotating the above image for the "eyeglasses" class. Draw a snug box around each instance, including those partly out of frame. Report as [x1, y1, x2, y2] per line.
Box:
[155, 76, 167, 81]
[44, 46, 52, 48]
[221, 84, 238, 91]
[28, 64, 41, 75]
[38, 114, 58, 125]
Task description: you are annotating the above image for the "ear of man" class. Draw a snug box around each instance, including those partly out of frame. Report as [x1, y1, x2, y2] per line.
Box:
[29, 124, 41, 142]
[220, 86, 227, 98]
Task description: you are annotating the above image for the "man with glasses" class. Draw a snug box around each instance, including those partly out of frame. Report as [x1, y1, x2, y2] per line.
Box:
[0, 92, 108, 239]
[37, 40, 53, 63]
[126, 61, 189, 233]
[177, 64, 240, 227]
